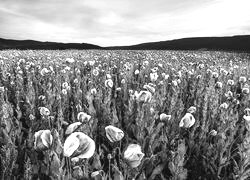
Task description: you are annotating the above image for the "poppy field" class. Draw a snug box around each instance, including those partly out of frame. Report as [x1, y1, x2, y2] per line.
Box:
[0, 50, 250, 180]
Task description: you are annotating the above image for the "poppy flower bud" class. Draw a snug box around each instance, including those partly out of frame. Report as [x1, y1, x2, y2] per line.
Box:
[34, 130, 53, 151]
[105, 125, 124, 143]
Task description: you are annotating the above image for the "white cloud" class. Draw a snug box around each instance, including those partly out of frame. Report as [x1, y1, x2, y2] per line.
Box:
[0, 0, 249, 46]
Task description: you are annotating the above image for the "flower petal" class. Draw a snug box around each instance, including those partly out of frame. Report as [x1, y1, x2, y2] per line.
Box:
[63, 133, 80, 157]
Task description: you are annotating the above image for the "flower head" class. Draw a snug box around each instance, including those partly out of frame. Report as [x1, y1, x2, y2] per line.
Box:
[220, 102, 228, 110]
[143, 84, 155, 94]
[66, 58, 75, 63]
[243, 109, 250, 131]
[63, 132, 95, 161]
[39, 107, 50, 116]
[225, 91, 233, 99]
[209, 130, 217, 136]
[34, 130, 53, 151]
[215, 82, 223, 89]
[105, 125, 124, 143]
[65, 122, 82, 135]
[105, 79, 113, 88]
[93, 68, 99, 76]
[179, 113, 195, 128]
[62, 89, 67, 95]
[212, 72, 219, 78]
[242, 87, 249, 95]
[150, 72, 158, 82]
[239, 76, 247, 83]
[134, 69, 140, 75]
[124, 144, 144, 168]
[40, 68, 49, 76]
[159, 113, 171, 122]
[172, 80, 178, 87]
[187, 106, 196, 114]
[77, 112, 91, 123]
[90, 88, 97, 95]
[121, 79, 126, 84]
[135, 90, 152, 103]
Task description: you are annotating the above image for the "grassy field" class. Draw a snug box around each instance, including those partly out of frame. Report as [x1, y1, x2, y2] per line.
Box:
[0, 50, 250, 180]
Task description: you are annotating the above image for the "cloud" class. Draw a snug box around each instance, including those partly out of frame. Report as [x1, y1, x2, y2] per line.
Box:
[0, 0, 249, 46]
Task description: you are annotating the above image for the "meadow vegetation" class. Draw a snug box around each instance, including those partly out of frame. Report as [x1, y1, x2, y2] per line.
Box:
[0, 50, 250, 180]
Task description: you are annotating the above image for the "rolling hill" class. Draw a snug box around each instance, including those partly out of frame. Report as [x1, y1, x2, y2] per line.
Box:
[108, 35, 250, 51]
[1, 35, 250, 51]
[0, 38, 102, 50]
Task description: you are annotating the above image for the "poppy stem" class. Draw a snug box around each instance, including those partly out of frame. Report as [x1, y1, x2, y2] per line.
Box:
[108, 159, 111, 180]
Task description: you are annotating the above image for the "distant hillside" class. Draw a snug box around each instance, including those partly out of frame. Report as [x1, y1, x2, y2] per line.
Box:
[0, 38, 102, 50]
[1, 35, 250, 51]
[107, 35, 250, 51]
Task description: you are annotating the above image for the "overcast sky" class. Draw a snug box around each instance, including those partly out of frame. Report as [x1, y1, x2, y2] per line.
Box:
[0, 0, 250, 46]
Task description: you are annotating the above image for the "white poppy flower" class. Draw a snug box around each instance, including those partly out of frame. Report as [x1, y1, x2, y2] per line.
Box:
[135, 90, 152, 103]
[63, 132, 95, 160]
[150, 72, 158, 82]
[66, 58, 75, 63]
[65, 122, 82, 135]
[124, 144, 144, 168]
[143, 84, 155, 94]
[179, 113, 195, 128]
[77, 112, 91, 123]
[105, 79, 113, 88]
[105, 125, 124, 143]
[159, 113, 171, 121]
[39, 107, 50, 116]
[34, 130, 53, 151]
[134, 69, 140, 75]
